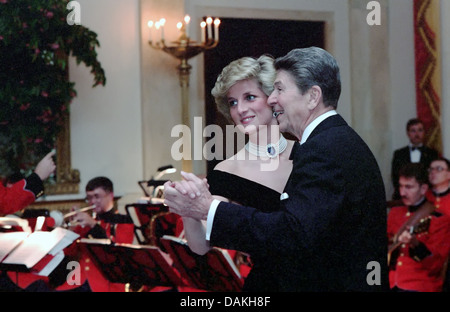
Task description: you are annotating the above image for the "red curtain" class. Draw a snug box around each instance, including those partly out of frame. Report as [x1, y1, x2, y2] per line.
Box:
[413, 0, 442, 154]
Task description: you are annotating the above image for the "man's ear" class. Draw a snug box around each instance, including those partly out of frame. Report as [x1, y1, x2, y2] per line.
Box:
[307, 85, 322, 109]
[420, 183, 429, 196]
[444, 168, 450, 182]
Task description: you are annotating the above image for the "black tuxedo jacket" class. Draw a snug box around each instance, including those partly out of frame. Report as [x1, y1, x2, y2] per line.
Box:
[210, 114, 389, 291]
[391, 145, 439, 199]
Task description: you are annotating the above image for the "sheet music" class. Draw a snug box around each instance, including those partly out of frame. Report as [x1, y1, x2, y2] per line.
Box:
[0, 217, 31, 233]
[47, 227, 80, 256]
[0, 232, 30, 261]
[36, 250, 65, 276]
[2, 228, 78, 269]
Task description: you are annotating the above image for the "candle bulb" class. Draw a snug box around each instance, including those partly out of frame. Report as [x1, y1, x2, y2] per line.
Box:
[159, 18, 166, 41]
[155, 21, 160, 42]
[184, 15, 190, 38]
[214, 18, 220, 42]
[206, 17, 213, 41]
[147, 20, 154, 42]
[200, 21, 206, 43]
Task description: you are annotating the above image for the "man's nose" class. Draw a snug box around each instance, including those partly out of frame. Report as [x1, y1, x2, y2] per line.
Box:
[268, 90, 277, 107]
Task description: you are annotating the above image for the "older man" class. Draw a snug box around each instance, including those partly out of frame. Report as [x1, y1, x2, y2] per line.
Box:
[164, 47, 388, 291]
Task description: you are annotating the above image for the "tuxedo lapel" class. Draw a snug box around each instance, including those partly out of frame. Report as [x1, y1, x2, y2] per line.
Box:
[400, 147, 411, 162]
[306, 114, 347, 142]
[289, 115, 347, 161]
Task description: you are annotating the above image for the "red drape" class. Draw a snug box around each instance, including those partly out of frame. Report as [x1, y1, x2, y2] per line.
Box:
[413, 0, 442, 154]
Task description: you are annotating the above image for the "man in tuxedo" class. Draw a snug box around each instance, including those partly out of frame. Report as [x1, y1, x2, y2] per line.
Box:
[391, 118, 439, 200]
[164, 47, 389, 291]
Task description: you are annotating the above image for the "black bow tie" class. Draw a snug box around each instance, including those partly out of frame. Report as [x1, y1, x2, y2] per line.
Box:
[411, 146, 420, 151]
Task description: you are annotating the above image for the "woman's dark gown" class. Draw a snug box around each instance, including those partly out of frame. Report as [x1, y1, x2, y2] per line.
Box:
[207, 169, 282, 291]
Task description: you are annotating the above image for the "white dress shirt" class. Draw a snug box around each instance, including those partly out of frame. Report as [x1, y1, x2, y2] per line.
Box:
[409, 143, 422, 163]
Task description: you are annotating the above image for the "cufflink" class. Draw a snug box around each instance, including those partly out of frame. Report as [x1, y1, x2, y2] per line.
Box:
[280, 193, 289, 201]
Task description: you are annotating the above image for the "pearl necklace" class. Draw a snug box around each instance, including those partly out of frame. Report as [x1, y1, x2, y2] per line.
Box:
[245, 134, 288, 158]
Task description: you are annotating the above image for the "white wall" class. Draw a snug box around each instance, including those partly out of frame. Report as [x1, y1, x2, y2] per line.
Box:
[388, 0, 417, 148]
[68, 0, 143, 198]
[386, 0, 417, 196]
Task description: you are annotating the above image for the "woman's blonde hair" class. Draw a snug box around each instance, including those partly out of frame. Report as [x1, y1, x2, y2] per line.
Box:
[211, 55, 276, 123]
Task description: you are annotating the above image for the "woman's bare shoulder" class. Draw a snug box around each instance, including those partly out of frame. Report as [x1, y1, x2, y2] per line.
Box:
[213, 157, 237, 172]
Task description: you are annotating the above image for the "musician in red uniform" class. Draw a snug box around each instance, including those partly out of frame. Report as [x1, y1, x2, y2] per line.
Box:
[426, 157, 450, 216]
[426, 157, 450, 291]
[57, 176, 134, 292]
[0, 150, 55, 215]
[0, 151, 56, 290]
[388, 163, 450, 292]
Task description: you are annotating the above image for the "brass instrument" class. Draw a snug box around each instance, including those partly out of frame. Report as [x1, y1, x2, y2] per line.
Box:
[50, 205, 96, 228]
[63, 205, 96, 219]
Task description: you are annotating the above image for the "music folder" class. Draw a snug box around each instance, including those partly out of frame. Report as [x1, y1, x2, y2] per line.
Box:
[160, 235, 244, 292]
[78, 238, 185, 287]
[0, 227, 79, 276]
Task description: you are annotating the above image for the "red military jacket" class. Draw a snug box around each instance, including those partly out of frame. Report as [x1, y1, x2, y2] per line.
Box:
[57, 209, 135, 292]
[426, 188, 450, 217]
[0, 173, 44, 216]
[387, 202, 450, 291]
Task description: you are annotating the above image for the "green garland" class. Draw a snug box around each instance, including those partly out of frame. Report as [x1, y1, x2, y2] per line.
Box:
[0, 0, 106, 178]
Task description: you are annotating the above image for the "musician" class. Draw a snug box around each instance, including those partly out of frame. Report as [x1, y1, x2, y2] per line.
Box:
[70, 177, 134, 242]
[391, 118, 439, 200]
[426, 157, 450, 291]
[387, 163, 450, 292]
[426, 157, 450, 216]
[57, 177, 134, 292]
[0, 151, 55, 290]
[0, 150, 55, 215]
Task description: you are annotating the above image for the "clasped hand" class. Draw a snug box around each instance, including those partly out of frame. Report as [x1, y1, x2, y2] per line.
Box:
[163, 171, 213, 221]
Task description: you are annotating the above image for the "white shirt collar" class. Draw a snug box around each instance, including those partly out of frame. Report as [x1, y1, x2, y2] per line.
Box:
[408, 143, 423, 149]
[300, 110, 337, 145]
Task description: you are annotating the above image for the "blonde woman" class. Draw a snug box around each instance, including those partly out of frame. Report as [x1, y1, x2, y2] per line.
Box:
[180, 55, 295, 291]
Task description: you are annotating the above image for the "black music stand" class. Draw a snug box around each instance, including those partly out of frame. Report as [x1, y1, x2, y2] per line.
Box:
[160, 236, 244, 292]
[80, 239, 186, 288]
[138, 179, 168, 198]
[125, 203, 167, 245]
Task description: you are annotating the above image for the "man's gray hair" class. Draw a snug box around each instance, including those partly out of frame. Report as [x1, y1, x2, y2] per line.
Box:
[274, 47, 341, 108]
